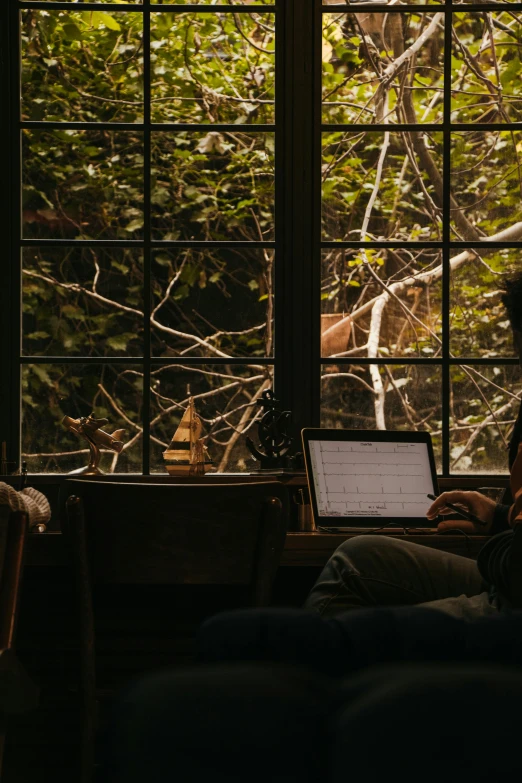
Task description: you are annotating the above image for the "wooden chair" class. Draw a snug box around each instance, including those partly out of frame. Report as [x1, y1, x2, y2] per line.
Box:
[0, 505, 39, 780]
[61, 479, 288, 783]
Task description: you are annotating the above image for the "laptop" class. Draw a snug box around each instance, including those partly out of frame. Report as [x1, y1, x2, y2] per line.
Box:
[302, 429, 439, 529]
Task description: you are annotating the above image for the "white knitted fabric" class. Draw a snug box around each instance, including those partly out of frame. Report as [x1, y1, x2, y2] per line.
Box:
[0, 483, 51, 528]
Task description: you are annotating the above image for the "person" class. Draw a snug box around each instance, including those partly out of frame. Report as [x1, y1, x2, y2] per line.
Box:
[303, 272, 522, 619]
[102, 276, 522, 782]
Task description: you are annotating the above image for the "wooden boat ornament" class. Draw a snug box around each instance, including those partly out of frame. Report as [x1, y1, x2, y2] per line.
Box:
[163, 398, 213, 476]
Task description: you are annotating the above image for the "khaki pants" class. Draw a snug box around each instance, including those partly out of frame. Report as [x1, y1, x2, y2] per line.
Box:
[303, 535, 498, 619]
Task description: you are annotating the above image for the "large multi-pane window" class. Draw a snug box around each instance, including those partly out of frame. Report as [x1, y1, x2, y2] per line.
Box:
[319, 1, 521, 475]
[1, 0, 521, 477]
[10, 0, 277, 474]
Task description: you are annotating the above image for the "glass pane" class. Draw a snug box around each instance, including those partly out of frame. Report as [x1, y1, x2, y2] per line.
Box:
[22, 363, 143, 474]
[21, 11, 143, 123]
[149, 363, 274, 473]
[323, 12, 444, 125]
[152, 248, 274, 358]
[452, 13, 522, 124]
[321, 248, 442, 358]
[322, 131, 443, 241]
[450, 249, 519, 359]
[151, 12, 275, 124]
[450, 365, 521, 474]
[151, 131, 274, 240]
[22, 129, 143, 240]
[451, 131, 522, 239]
[321, 364, 442, 469]
[22, 248, 144, 357]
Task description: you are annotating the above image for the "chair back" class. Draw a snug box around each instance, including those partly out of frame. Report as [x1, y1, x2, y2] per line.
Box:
[0, 505, 39, 779]
[60, 480, 288, 782]
[62, 479, 288, 604]
[0, 506, 28, 653]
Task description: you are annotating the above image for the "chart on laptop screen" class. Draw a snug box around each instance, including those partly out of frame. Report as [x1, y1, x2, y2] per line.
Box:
[309, 440, 435, 518]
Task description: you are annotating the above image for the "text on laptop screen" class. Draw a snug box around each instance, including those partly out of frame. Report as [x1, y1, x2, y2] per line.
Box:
[309, 440, 435, 518]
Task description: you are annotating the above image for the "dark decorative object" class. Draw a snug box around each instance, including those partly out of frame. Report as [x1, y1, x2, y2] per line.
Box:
[246, 390, 304, 473]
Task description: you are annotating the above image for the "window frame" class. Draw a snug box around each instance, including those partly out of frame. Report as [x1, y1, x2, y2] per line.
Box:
[1, 0, 520, 480]
[316, 1, 522, 478]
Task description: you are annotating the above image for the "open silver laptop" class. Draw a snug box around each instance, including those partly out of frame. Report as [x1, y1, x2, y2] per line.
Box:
[302, 429, 439, 529]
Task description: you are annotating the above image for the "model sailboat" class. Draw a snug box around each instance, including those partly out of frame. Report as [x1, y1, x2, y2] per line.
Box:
[162, 397, 213, 476]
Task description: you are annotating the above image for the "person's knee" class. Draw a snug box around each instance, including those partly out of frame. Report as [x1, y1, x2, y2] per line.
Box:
[332, 534, 401, 571]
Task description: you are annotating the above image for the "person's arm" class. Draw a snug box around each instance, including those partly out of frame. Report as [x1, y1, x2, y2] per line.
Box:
[490, 502, 512, 535]
[426, 491, 498, 533]
[476, 529, 513, 602]
[476, 478, 522, 603]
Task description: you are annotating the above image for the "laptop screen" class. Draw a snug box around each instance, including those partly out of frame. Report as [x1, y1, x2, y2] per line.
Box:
[303, 430, 438, 527]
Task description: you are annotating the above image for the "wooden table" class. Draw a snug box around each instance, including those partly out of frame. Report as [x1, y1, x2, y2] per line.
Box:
[280, 530, 488, 567]
[26, 528, 489, 569]
[20, 470, 504, 568]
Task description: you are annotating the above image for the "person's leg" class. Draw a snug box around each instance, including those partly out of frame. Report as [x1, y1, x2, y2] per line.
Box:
[418, 589, 498, 619]
[331, 663, 522, 783]
[303, 535, 490, 617]
[102, 663, 337, 783]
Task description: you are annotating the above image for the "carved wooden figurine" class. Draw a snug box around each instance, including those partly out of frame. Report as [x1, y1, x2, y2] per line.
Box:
[62, 414, 125, 475]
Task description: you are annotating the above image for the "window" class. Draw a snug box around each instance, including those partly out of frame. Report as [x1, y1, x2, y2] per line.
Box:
[319, 2, 521, 475]
[1, 0, 520, 477]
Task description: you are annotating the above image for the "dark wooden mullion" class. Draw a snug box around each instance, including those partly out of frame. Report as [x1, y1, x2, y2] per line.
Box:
[31, 121, 519, 134]
[142, 2, 151, 474]
[312, 0, 323, 427]
[0, 1, 21, 472]
[280, 0, 320, 436]
[322, 124, 522, 133]
[21, 238, 522, 249]
[322, 242, 522, 249]
[148, 3, 274, 10]
[19, 2, 143, 10]
[21, 356, 274, 365]
[19, 2, 276, 11]
[20, 239, 276, 248]
[272, 0, 284, 409]
[22, 122, 275, 133]
[319, 358, 521, 366]
[321, 3, 522, 12]
[12, 0, 23, 474]
[22, 357, 520, 367]
[321, 241, 443, 249]
[442, 5, 452, 477]
[323, 124, 442, 133]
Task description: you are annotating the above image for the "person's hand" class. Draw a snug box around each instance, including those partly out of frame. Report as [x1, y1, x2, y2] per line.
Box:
[426, 491, 497, 534]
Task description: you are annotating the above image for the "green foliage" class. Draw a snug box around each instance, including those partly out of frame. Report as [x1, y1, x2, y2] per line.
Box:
[19, 6, 522, 475]
[322, 13, 444, 125]
[20, 7, 276, 473]
[150, 12, 275, 124]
